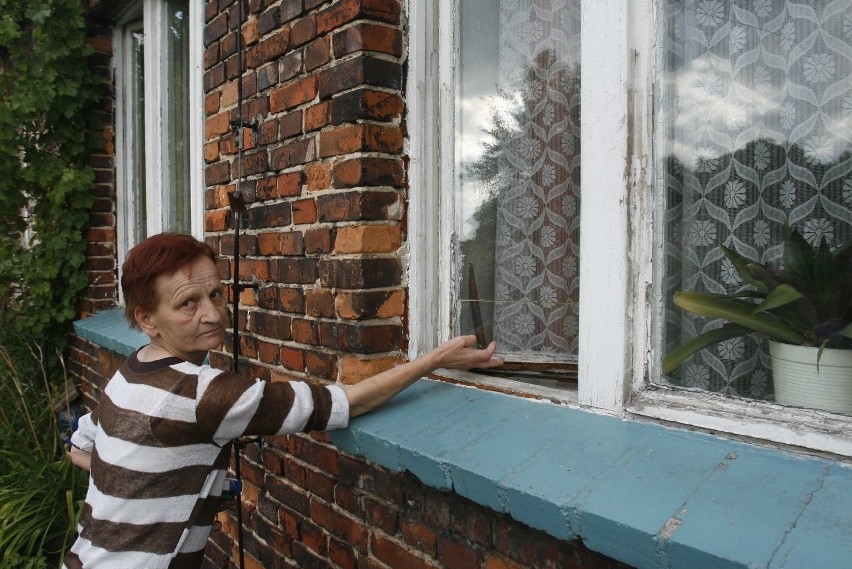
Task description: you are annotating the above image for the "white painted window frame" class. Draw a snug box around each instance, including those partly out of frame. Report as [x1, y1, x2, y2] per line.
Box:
[406, 0, 852, 458]
[115, 0, 205, 275]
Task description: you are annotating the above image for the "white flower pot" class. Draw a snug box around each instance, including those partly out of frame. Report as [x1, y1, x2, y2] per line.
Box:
[769, 341, 852, 415]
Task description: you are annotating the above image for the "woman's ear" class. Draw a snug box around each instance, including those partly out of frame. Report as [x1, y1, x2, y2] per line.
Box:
[135, 307, 158, 339]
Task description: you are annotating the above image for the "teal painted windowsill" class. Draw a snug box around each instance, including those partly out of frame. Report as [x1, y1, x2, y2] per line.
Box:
[74, 312, 852, 568]
[73, 309, 147, 357]
[330, 380, 852, 569]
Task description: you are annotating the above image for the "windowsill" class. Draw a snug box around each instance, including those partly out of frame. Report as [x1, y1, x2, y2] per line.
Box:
[329, 379, 852, 569]
[72, 308, 148, 356]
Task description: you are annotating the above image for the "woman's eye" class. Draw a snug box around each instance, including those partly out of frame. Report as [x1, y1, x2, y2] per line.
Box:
[182, 299, 196, 308]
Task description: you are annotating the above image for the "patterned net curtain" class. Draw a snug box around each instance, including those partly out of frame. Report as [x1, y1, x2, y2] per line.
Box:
[660, 0, 852, 398]
[490, 0, 582, 358]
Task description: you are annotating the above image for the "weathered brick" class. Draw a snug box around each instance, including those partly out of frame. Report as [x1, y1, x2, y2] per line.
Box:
[304, 36, 331, 71]
[319, 123, 403, 157]
[280, 346, 305, 372]
[245, 28, 289, 68]
[230, 149, 268, 177]
[280, 50, 303, 82]
[257, 231, 305, 256]
[330, 88, 404, 124]
[257, 339, 280, 365]
[251, 312, 292, 339]
[270, 258, 318, 284]
[256, 62, 278, 91]
[305, 350, 336, 379]
[245, 201, 292, 228]
[316, 0, 401, 35]
[304, 101, 330, 132]
[291, 318, 318, 344]
[319, 321, 404, 353]
[270, 76, 318, 113]
[269, 137, 317, 170]
[439, 536, 480, 569]
[305, 162, 332, 191]
[305, 289, 334, 318]
[291, 198, 317, 224]
[332, 23, 402, 58]
[317, 55, 401, 99]
[370, 534, 439, 569]
[335, 289, 404, 319]
[316, 191, 402, 222]
[319, 257, 401, 288]
[309, 500, 369, 552]
[339, 354, 404, 383]
[258, 5, 281, 35]
[401, 518, 438, 557]
[279, 110, 303, 140]
[206, 111, 231, 139]
[205, 92, 221, 116]
[335, 225, 401, 253]
[278, 171, 303, 196]
[304, 227, 335, 253]
[206, 161, 232, 185]
[205, 13, 228, 45]
[290, 14, 317, 48]
[237, 258, 270, 282]
[332, 157, 405, 188]
[242, 17, 260, 45]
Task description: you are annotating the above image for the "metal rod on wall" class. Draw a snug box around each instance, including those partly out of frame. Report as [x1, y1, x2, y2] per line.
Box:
[226, 2, 259, 569]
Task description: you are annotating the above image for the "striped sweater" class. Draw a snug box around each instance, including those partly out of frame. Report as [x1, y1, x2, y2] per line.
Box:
[64, 350, 349, 569]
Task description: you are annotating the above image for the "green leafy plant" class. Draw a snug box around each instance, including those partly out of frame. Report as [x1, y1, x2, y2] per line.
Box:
[663, 225, 852, 374]
[0, 0, 103, 349]
[0, 344, 87, 568]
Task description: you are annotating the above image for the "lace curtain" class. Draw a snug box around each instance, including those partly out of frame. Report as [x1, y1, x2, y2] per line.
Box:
[486, 0, 582, 358]
[660, 0, 852, 397]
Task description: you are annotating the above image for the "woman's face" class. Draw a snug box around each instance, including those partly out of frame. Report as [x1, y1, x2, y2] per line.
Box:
[138, 255, 228, 364]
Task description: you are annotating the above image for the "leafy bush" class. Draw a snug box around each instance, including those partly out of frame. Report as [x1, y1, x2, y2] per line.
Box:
[0, 0, 103, 349]
[0, 345, 87, 568]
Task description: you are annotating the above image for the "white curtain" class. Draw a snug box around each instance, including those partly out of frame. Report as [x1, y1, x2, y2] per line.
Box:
[661, 0, 852, 397]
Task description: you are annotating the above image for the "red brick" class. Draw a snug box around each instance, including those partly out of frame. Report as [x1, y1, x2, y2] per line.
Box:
[291, 318, 318, 344]
[320, 123, 403, 157]
[332, 23, 402, 57]
[205, 209, 230, 232]
[269, 137, 317, 170]
[439, 536, 480, 569]
[332, 157, 405, 188]
[205, 92, 221, 115]
[304, 227, 335, 254]
[206, 111, 231, 139]
[270, 76, 318, 113]
[257, 231, 305, 256]
[335, 225, 401, 253]
[305, 289, 334, 318]
[319, 257, 402, 288]
[270, 258, 318, 284]
[339, 354, 404, 383]
[245, 28, 289, 68]
[401, 518, 438, 557]
[258, 339, 280, 364]
[370, 534, 439, 569]
[316, 191, 403, 222]
[310, 500, 369, 552]
[316, 0, 401, 35]
[291, 198, 317, 224]
[290, 14, 317, 48]
[279, 110, 303, 139]
[280, 346, 306, 372]
[279, 287, 306, 313]
[483, 554, 526, 569]
[305, 350, 337, 379]
[317, 55, 401, 99]
[330, 88, 404, 124]
[275, 172, 301, 197]
[335, 289, 404, 319]
[305, 162, 332, 191]
[305, 101, 330, 132]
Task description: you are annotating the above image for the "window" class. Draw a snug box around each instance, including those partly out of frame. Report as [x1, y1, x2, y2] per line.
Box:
[409, 0, 852, 457]
[115, 0, 204, 267]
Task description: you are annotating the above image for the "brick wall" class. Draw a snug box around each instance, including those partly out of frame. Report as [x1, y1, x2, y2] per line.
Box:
[68, 0, 628, 567]
[80, 13, 120, 317]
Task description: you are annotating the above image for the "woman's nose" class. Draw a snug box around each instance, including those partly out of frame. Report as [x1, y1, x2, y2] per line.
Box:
[199, 298, 224, 324]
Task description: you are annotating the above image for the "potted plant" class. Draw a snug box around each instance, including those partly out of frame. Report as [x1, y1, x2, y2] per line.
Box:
[663, 224, 852, 414]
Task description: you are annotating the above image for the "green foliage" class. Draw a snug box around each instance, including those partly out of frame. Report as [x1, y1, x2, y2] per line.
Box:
[0, 345, 87, 568]
[664, 226, 852, 373]
[0, 0, 103, 348]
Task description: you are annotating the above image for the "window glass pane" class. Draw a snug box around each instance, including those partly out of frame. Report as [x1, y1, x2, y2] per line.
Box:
[456, 0, 581, 361]
[656, 1, 852, 399]
[164, 0, 191, 233]
[128, 22, 147, 241]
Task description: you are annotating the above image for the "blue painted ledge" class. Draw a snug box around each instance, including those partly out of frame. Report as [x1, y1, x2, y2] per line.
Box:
[329, 379, 852, 569]
[73, 309, 147, 357]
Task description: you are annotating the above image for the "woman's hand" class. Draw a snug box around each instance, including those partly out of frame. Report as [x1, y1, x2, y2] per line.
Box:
[426, 336, 502, 371]
[345, 336, 502, 418]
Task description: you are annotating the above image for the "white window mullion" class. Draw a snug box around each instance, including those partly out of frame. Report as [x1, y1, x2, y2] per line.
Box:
[188, 0, 204, 240]
[577, 0, 631, 410]
[144, 0, 167, 237]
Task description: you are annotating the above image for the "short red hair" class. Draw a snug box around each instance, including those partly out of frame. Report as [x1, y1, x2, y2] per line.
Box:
[121, 233, 218, 329]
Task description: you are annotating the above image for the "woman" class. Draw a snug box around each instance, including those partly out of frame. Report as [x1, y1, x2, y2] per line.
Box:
[66, 233, 500, 569]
